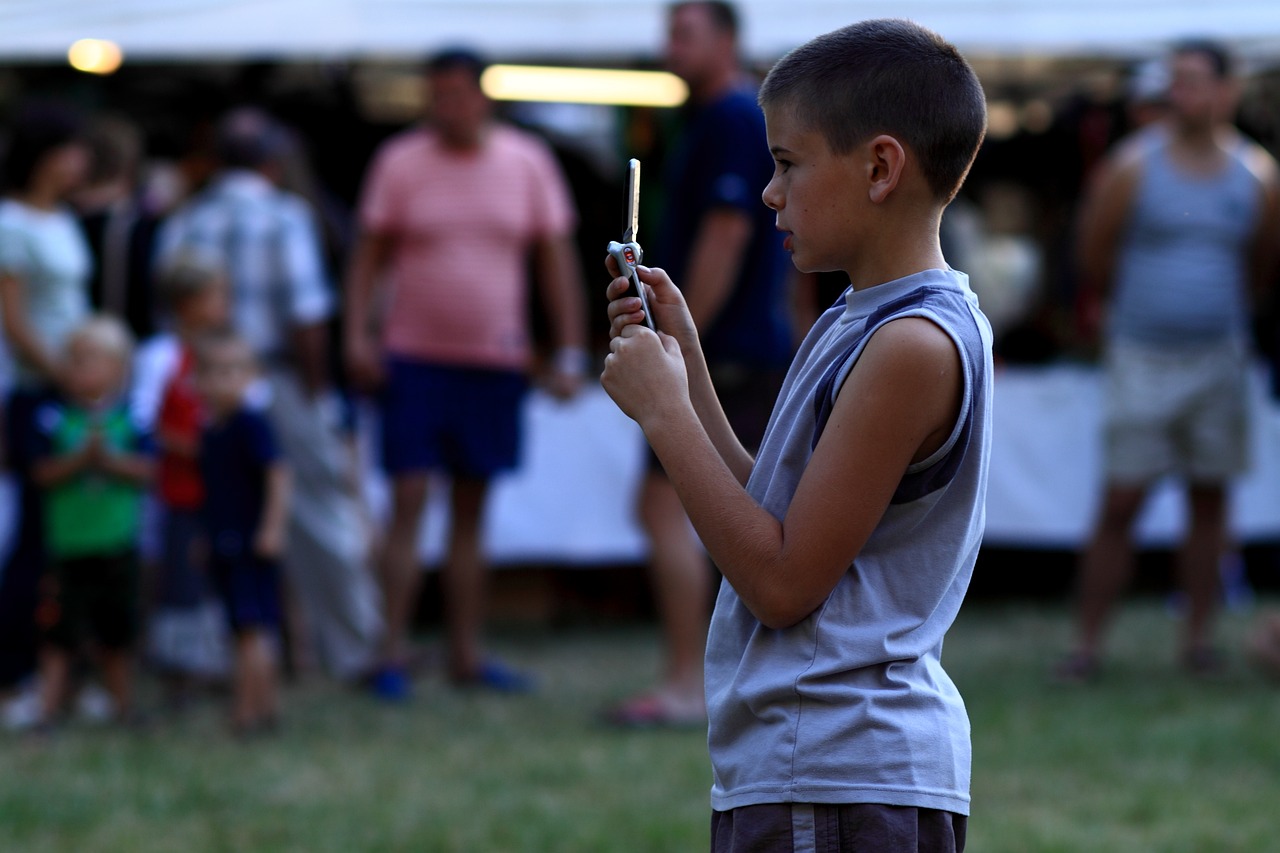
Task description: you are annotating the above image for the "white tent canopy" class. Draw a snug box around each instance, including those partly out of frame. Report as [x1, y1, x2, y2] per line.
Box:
[3, 0, 1280, 64]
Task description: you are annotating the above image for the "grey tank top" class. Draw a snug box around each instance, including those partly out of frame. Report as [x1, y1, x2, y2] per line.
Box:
[705, 268, 993, 815]
[1109, 128, 1262, 346]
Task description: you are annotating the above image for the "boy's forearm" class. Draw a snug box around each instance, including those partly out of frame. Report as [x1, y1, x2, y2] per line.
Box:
[643, 405, 797, 628]
[259, 464, 292, 541]
[99, 452, 154, 485]
[31, 453, 88, 487]
[682, 342, 754, 485]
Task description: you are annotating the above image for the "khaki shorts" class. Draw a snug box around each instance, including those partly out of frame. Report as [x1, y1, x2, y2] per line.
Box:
[1102, 338, 1249, 485]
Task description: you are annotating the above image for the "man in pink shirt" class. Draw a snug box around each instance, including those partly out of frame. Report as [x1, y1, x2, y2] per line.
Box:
[345, 49, 587, 698]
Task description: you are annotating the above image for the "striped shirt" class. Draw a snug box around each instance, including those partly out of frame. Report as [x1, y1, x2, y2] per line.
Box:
[357, 124, 576, 370]
[155, 170, 333, 357]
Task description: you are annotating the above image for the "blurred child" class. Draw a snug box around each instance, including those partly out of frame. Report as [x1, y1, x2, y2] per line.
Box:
[30, 315, 152, 730]
[195, 330, 290, 736]
[147, 250, 231, 707]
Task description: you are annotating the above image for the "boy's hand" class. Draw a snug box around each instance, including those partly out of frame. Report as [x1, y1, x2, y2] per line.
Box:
[253, 524, 286, 561]
[601, 323, 689, 430]
[82, 431, 107, 469]
[603, 259, 698, 352]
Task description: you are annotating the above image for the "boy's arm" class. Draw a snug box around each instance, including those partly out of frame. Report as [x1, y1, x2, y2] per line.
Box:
[253, 462, 292, 560]
[97, 448, 154, 485]
[31, 444, 91, 487]
[606, 264, 755, 484]
[606, 316, 962, 630]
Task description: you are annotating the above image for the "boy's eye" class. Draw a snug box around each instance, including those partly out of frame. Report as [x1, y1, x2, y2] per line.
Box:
[774, 159, 792, 173]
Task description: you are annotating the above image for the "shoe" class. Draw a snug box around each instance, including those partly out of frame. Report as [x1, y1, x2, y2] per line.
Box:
[601, 692, 706, 730]
[370, 665, 412, 702]
[451, 660, 535, 694]
[1052, 651, 1100, 685]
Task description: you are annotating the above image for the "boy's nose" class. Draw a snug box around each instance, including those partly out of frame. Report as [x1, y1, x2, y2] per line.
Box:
[761, 179, 781, 211]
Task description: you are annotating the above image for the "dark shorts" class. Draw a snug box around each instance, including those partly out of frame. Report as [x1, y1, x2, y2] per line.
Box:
[380, 357, 527, 478]
[211, 553, 282, 634]
[158, 506, 208, 609]
[38, 550, 141, 651]
[711, 803, 967, 853]
[647, 365, 787, 473]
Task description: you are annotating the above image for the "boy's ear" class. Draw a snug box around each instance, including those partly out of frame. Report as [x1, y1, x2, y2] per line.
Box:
[865, 134, 906, 204]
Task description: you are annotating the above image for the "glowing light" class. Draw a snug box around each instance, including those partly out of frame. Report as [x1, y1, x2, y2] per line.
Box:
[68, 39, 123, 75]
[481, 65, 688, 107]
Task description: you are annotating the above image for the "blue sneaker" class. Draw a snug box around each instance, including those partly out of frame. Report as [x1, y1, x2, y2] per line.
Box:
[453, 660, 535, 694]
[370, 666, 411, 702]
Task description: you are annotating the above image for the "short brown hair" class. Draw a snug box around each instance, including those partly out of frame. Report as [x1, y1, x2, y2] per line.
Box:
[759, 19, 987, 202]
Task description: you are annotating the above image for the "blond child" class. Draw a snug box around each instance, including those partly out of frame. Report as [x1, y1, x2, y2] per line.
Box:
[30, 315, 152, 729]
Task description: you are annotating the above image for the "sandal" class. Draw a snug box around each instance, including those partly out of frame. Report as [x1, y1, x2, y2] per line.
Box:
[601, 692, 706, 730]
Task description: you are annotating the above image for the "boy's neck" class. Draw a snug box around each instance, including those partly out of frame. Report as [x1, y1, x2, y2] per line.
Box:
[845, 214, 947, 292]
[69, 392, 117, 413]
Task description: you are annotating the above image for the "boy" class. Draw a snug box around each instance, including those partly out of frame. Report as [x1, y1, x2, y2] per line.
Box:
[601, 19, 990, 852]
[195, 330, 290, 736]
[30, 315, 152, 730]
[144, 250, 232, 705]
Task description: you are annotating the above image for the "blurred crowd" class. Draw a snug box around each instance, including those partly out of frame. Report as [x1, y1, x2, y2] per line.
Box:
[2, 3, 1280, 738]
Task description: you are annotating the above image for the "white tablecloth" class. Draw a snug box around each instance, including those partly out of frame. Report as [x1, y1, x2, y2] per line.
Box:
[5, 365, 1280, 575]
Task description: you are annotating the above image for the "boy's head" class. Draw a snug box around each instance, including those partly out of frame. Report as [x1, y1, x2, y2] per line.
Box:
[63, 315, 134, 406]
[758, 19, 986, 205]
[194, 330, 258, 416]
[155, 248, 230, 333]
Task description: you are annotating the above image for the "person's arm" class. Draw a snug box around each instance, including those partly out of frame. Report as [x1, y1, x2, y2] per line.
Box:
[0, 272, 63, 385]
[1242, 145, 1280, 306]
[1076, 142, 1143, 302]
[531, 232, 588, 399]
[603, 314, 962, 630]
[607, 263, 754, 483]
[253, 462, 292, 560]
[278, 202, 335, 398]
[30, 442, 91, 487]
[343, 229, 395, 392]
[289, 321, 330, 398]
[96, 439, 155, 485]
[682, 207, 753, 331]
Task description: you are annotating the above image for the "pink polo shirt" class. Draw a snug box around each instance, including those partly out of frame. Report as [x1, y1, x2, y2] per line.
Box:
[357, 124, 576, 370]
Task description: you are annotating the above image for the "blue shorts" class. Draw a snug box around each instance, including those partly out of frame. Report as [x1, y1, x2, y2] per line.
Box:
[211, 553, 281, 634]
[380, 358, 527, 478]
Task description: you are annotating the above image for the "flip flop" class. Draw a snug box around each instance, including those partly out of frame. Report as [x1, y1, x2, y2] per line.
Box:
[601, 693, 706, 730]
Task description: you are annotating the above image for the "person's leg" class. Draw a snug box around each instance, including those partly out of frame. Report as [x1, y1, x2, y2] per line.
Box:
[637, 471, 709, 709]
[98, 648, 135, 720]
[378, 473, 430, 669]
[1179, 482, 1227, 661]
[443, 476, 490, 681]
[36, 646, 70, 723]
[1071, 483, 1148, 664]
[269, 371, 383, 680]
[230, 631, 255, 729]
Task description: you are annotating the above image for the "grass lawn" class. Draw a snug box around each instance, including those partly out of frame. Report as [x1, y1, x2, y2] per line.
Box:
[2, 596, 1279, 851]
